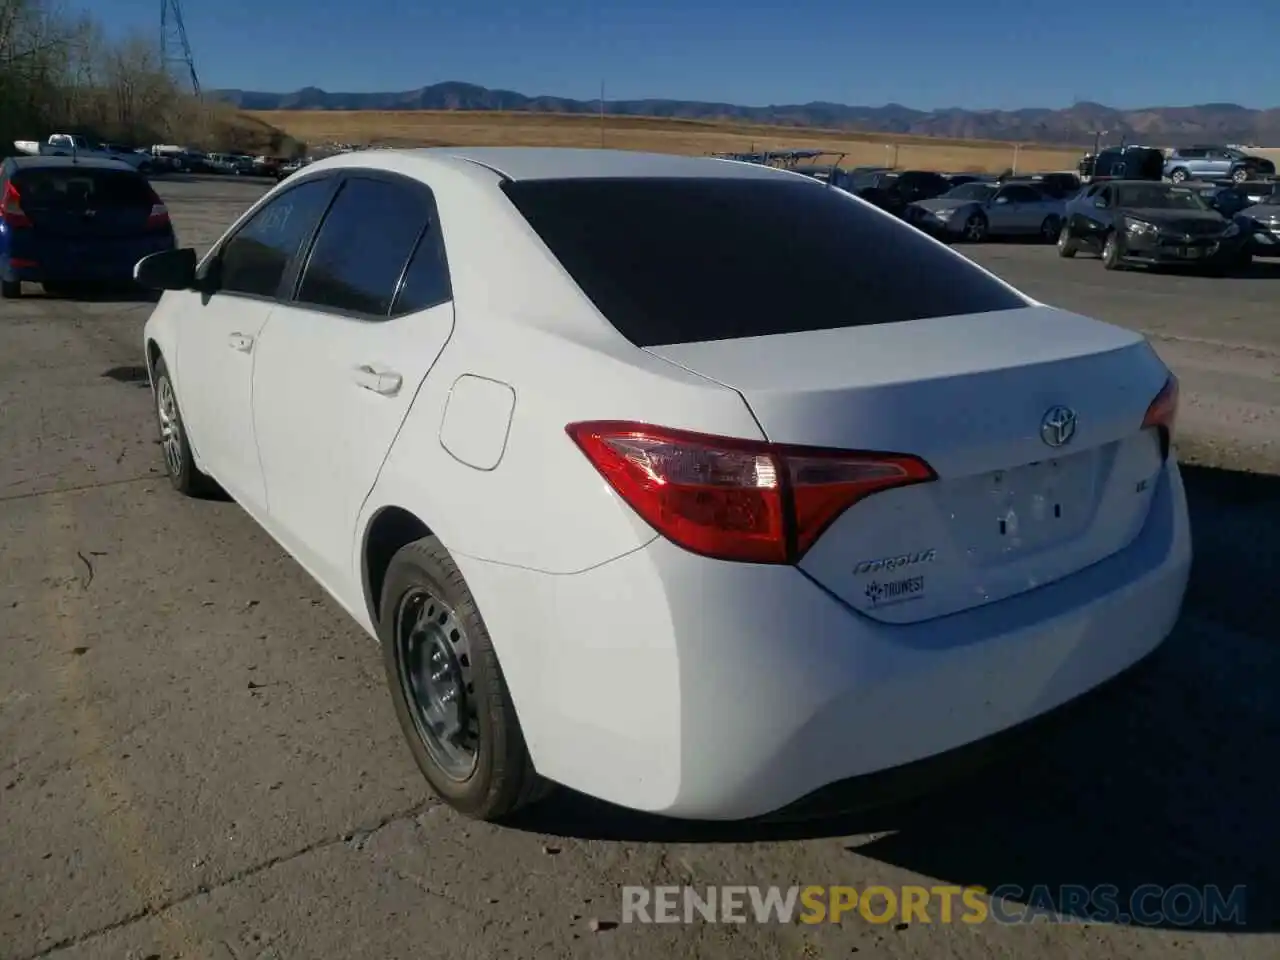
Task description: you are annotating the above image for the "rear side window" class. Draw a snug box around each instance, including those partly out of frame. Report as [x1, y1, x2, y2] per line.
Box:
[296, 177, 430, 317]
[219, 178, 334, 299]
[501, 178, 1025, 346]
[12, 168, 153, 209]
[392, 224, 452, 315]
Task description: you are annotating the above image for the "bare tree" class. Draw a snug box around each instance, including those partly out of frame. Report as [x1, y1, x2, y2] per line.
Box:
[0, 0, 296, 157]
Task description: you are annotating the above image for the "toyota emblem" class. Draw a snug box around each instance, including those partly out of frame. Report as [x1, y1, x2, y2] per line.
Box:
[1040, 406, 1078, 448]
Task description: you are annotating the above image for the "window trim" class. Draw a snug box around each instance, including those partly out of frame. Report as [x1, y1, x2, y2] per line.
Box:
[202, 172, 341, 305]
[285, 169, 452, 324]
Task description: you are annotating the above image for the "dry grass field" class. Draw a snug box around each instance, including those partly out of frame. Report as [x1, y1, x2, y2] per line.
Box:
[247, 110, 1085, 174]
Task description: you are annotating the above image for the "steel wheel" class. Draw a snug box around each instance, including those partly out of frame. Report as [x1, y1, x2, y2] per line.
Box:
[156, 374, 184, 479]
[393, 587, 480, 781]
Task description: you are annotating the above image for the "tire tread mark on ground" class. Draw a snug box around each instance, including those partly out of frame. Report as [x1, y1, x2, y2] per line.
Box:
[0, 474, 159, 504]
[14, 800, 438, 960]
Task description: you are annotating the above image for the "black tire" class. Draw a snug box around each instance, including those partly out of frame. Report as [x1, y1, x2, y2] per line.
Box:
[962, 212, 988, 242]
[1102, 231, 1123, 270]
[1040, 215, 1062, 244]
[1168, 168, 1189, 184]
[1231, 167, 1249, 185]
[1, 279, 20, 299]
[380, 536, 550, 821]
[1056, 223, 1078, 258]
[151, 355, 214, 496]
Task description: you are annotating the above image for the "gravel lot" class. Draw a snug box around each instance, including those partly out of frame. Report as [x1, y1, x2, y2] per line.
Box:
[1, 177, 1276, 960]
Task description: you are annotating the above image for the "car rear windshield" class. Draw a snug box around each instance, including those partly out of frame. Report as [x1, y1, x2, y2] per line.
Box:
[11, 168, 154, 209]
[500, 177, 1026, 346]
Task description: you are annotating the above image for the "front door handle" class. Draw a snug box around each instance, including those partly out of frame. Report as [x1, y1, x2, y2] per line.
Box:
[352, 365, 403, 397]
[228, 332, 254, 353]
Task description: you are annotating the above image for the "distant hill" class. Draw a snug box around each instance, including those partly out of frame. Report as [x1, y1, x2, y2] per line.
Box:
[210, 82, 1280, 146]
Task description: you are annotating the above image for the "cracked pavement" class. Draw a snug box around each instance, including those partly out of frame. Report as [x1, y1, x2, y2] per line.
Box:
[1, 178, 1277, 959]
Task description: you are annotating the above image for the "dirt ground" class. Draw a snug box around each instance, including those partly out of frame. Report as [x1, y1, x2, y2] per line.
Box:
[247, 110, 1085, 174]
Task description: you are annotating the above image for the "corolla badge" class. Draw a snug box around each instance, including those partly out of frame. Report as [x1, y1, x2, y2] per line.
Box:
[1040, 405, 1078, 448]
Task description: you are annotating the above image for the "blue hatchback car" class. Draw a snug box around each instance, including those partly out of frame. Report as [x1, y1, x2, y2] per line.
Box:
[0, 155, 177, 298]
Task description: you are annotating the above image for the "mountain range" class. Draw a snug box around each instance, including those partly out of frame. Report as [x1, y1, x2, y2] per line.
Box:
[211, 82, 1280, 146]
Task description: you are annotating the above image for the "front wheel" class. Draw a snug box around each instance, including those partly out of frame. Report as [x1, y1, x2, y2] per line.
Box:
[152, 355, 214, 496]
[962, 212, 988, 242]
[380, 536, 551, 821]
[1, 279, 20, 299]
[1231, 167, 1249, 184]
[1040, 215, 1062, 244]
[1057, 223, 1078, 258]
[1102, 231, 1123, 270]
[1169, 168, 1189, 184]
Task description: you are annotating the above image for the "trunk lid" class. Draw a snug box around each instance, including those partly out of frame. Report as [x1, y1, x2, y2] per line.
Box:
[13, 167, 157, 240]
[646, 306, 1171, 624]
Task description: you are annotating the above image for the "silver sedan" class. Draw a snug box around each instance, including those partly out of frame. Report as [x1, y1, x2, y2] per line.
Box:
[906, 181, 1066, 242]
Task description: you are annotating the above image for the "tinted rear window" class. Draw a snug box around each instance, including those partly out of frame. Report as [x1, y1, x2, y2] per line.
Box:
[12, 168, 153, 209]
[501, 178, 1025, 346]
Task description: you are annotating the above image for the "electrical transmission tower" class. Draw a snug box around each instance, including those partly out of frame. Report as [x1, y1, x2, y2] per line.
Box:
[160, 0, 201, 97]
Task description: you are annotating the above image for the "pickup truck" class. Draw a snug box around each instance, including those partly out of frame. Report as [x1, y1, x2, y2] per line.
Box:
[12, 134, 152, 172]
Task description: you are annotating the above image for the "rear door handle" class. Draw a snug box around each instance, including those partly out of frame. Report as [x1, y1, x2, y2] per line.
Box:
[228, 333, 254, 353]
[352, 365, 403, 397]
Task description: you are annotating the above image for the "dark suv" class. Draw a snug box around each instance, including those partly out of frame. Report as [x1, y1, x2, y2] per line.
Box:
[848, 169, 951, 217]
[1086, 147, 1166, 182]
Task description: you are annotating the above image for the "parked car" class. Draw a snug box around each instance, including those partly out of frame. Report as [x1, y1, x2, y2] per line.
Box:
[846, 170, 952, 218]
[1018, 171, 1082, 199]
[0, 155, 175, 298]
[905, 180, 1064, 242]
[134, 147, 1190, 823]
[1163, 146, 1276, 185]
[12, 134, 152, 173]
[1058, 179, 1250, 272]
[1232, 188, 1280, 260]
[941, 173, 992, 188]
[1087, 146, 1166, 182]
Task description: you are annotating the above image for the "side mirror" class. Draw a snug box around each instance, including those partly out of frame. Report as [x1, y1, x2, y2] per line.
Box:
[134, 248, 198, 291]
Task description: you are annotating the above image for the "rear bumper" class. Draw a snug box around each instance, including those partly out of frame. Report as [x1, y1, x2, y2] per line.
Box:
[2, 236, 176, 284]
[459, 458, 1192, 820]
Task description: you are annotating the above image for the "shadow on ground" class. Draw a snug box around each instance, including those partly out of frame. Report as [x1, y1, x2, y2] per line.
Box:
[511, 462, 1280, 932]
[39, 283, 159, 304]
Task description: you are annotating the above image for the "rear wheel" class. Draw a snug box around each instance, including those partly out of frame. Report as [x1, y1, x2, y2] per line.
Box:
[1057, 223, 1078, 258]
[1, 279, 20, 299]
[1040, 215, 1061, 243]
[1231, 167, 1249, 185]
[380, 536, 550, 821]
[1168, 168, 1189, 184]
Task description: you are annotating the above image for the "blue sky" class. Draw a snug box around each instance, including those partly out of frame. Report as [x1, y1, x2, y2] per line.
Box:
[98, 0, 1280, 110]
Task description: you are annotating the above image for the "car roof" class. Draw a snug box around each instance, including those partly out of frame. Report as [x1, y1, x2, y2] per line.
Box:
[318, 146, 804, 184]
[6, 155, 134, 172]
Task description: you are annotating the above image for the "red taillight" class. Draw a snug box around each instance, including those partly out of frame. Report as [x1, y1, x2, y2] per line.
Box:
[1141, 375, 1179, 458]
[2, 182, 32, 228]
[566, 421, 936, 564]
[146, 198, 170, 229]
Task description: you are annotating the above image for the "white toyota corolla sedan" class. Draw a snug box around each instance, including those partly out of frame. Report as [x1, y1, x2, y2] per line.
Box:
[136, 147, 1191, 822]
